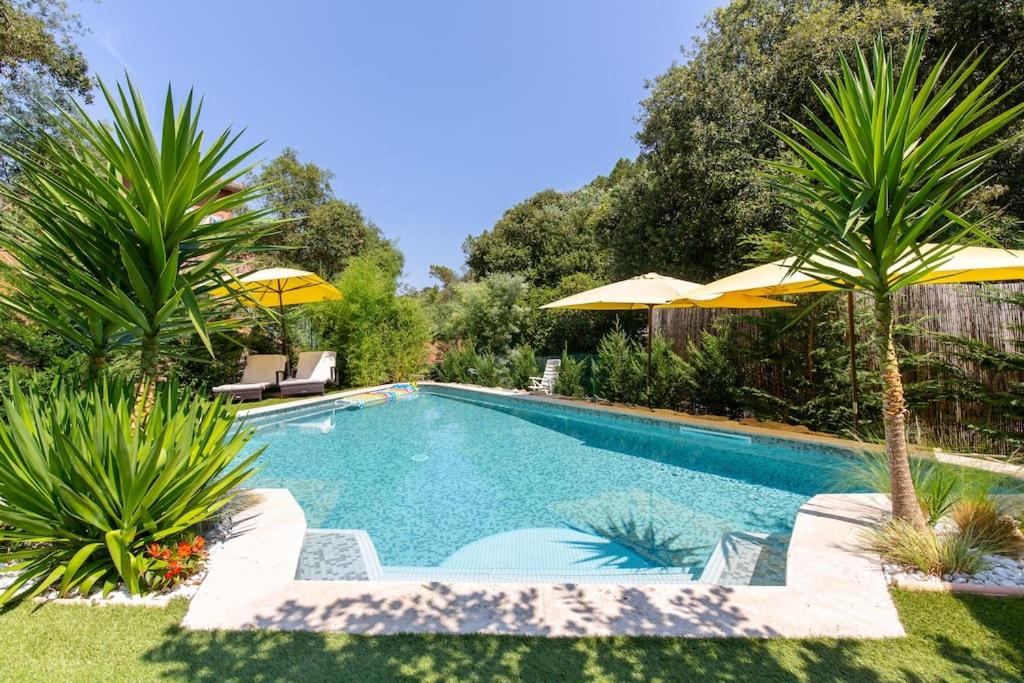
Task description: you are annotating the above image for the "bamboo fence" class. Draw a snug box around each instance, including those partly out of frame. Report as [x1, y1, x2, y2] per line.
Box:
[654, 282, 1024, 454]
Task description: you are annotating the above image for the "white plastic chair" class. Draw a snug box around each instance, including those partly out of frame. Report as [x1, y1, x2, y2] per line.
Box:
[528, 358, 561, 395]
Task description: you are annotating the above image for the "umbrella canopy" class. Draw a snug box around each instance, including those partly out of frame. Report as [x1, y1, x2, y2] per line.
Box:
[213, 267, 342, 371]
[540, 273, 702, 310]
[215, 267, 342, 307]
[540, 273, 791, 403]
[677, 244, 1024, 301]
[674, 244, 1024, 430]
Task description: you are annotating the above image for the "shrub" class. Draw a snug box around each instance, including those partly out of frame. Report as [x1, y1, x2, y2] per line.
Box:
[867, 519, 989, 576]
[144, 534, 208, 590]
[646, 336, 687, 410]
[679, 328, 744, 417]
[952, 499, 1024, 558]
[310, 249, 431, 387]
[432, 344, 478, 383]
[839, 454, 1002, 526]
[553, 350, 588, 398]
[0, 380, 259, 605]
[506, 345, 539, 390]
[592, 328, 644, 404]
[469, 350, 504, 387]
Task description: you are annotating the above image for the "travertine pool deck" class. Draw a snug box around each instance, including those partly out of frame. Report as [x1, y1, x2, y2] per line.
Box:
[183, 490, 903, 638]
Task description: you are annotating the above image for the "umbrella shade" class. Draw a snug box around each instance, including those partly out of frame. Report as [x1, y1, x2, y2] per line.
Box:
[676, 244, 1024, 301]
[213, 267, 342, 307]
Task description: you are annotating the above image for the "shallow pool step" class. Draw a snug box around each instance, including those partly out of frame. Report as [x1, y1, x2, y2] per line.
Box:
[699, 531, 790, 585]
[295, 529, 383, 581]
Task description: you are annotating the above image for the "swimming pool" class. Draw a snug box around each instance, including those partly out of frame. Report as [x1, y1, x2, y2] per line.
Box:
[240, 384, 856, 584]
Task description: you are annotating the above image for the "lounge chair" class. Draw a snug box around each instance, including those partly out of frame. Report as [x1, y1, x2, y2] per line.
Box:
[279, 351, 337, 397]
[212, 354, 287, 402]
[528, 358, 561, 395]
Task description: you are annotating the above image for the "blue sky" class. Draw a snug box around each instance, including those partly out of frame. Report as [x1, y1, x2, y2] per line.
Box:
[74, 1, 719, 287]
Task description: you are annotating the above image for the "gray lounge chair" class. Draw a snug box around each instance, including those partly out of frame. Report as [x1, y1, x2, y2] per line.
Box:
[280, 351, 337, 397]
[212, 354, 287, 401]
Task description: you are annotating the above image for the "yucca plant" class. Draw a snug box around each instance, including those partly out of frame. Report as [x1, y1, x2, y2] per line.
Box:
[770, 34, 1024, 529]
[0, 379, 260, 606]
[0, 77, 276, 388]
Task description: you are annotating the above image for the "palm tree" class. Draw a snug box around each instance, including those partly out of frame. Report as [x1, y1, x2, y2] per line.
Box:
[0, 78, 275, 392]
[770, 34, 1024, 529]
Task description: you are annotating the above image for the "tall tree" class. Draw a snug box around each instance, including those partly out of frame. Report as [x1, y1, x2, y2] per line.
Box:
[253, 148, 395, 278]
[0, 0, 93, 179]
[770, 34, 1024, 529]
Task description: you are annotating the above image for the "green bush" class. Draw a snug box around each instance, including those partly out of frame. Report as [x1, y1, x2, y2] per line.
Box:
[680, 328, 744, 417]
[469, 350, 504, 387]
[432, 344, 478, 383]
[592, 328, 644, 404]
[310, 249, 430, 387]
[839, 453, 1010, 526]
[553, 350, 588, 398]
[867, 519, 990, 576]
[439, 273, 529, 355]
[645, 336, 687, 410]
[505, 345, 539, 390]
[0, 380, 259, 605]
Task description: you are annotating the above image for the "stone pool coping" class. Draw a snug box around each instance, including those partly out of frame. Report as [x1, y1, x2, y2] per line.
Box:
[183, 490, 904, 638]
[235, 381, 1024, 481]
[422, 382, 1024, 480]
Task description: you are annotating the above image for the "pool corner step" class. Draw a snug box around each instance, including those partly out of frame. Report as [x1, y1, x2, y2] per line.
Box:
[699, 531, 790, 585]
[295, 529, 384, 581]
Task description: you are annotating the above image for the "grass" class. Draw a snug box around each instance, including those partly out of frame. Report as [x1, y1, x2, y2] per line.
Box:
[0, 590, 1021, 681]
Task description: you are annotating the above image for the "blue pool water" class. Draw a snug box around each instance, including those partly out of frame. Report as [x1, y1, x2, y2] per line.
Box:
[240, 386, 854, 582]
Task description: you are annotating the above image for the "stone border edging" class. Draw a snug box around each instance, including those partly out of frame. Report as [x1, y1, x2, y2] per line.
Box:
[890, 577, 1024, 597]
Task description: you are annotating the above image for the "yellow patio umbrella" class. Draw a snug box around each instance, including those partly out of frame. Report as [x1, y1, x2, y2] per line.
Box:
[213, 267, 342, 367]
[673, 244, 1024, 428]
[541, 273, 792, 395]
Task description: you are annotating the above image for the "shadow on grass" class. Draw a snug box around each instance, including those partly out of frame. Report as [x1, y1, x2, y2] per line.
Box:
[137, 592, 1024, 682]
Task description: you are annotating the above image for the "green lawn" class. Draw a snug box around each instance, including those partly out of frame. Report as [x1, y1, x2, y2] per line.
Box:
[1, 590, 1021, 682]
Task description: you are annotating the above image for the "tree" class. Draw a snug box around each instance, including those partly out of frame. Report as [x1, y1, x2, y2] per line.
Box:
[0, 0, 93, 179]
[253, 148, 394, 278]
[770, 34, 1024, 529]
[440, 273, 529, 355]
[0, 78, 274, 394]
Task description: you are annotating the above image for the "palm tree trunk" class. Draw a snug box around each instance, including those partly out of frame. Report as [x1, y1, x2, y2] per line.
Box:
[874, 295, 927, 530]
[85, 349, 106, 383]
[133, 332, 161, 426]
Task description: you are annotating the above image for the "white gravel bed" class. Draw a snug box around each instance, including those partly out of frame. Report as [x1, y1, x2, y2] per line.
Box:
[883, 553, 1024, 588]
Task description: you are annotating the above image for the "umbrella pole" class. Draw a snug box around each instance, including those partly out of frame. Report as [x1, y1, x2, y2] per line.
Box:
[646, 304, 654, 408]
[847, 291, 859, 433]
[279, 287, 290, 377]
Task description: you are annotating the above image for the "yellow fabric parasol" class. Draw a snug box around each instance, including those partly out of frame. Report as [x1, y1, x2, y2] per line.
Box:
[541, 273, 791, 397]
[213, 267, 342, 366]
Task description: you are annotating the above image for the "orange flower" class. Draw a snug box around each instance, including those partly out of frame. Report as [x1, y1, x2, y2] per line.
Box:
[147, 543, 162, 558]
[177, 541, 192, 559]
[164, 560, 181, 580]
[161, 549, 172, 561]
[193, 536, 205, 551]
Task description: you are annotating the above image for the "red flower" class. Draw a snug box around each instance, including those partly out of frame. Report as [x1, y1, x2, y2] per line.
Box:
[193, 536, 205, 552]
[164, 560, 181, 580]
[177, 541, 192, 559]
[147, 543, 162, 558]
